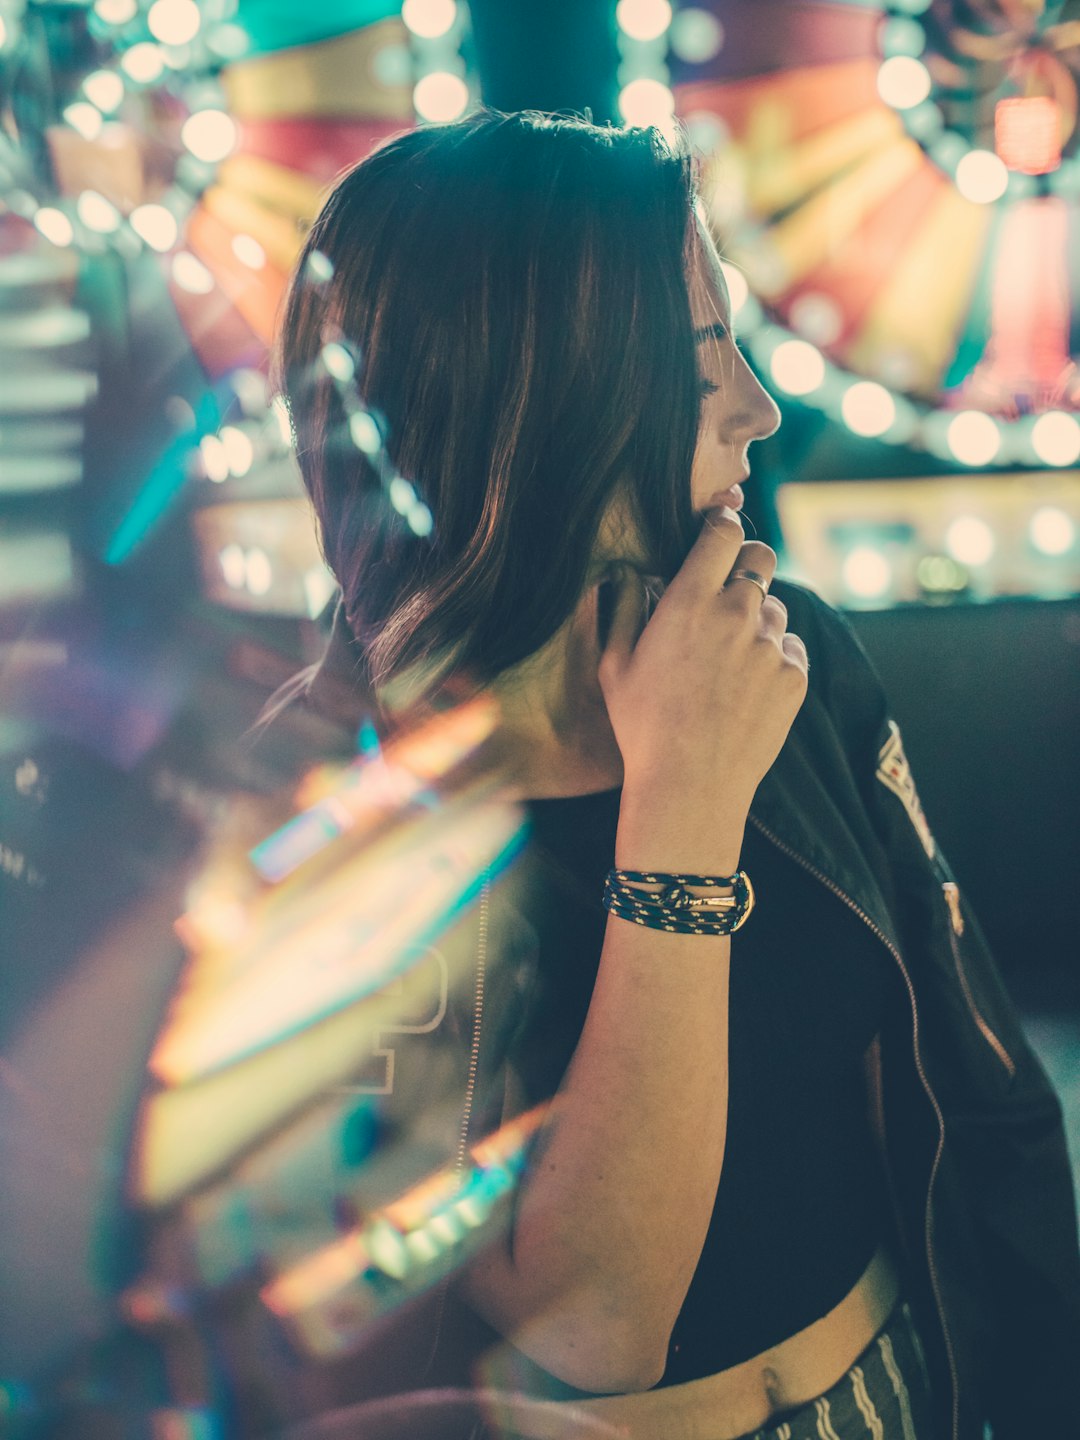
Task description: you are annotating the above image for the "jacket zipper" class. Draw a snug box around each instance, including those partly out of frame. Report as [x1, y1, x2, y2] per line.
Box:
[748, 814, 960, 1440]
[941, 883, 1016, 1079]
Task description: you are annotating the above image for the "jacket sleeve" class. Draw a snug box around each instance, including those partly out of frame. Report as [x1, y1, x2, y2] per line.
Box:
[782, 579, 1080, 1439]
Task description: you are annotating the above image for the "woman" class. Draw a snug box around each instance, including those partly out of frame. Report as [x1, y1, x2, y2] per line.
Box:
[275, 109, 1080, 1440]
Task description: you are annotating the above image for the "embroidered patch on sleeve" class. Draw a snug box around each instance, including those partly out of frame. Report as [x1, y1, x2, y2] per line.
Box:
[875, 718, 936, 860]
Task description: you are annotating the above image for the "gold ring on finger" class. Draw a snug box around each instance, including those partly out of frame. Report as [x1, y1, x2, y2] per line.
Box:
[725, 568, 771, 600]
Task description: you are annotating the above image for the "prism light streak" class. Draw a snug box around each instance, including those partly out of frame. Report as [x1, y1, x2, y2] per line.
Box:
[260, 1105, 546, 1348]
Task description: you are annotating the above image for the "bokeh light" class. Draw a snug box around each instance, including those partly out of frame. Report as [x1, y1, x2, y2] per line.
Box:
[77, 190, 122, 233]
[876, 56, 931, 109]
[121, 43, 166, 83]
[719, 261, 748, 316]
[955, 149, 1009, 204]
[1031, 411, 1080, 466]
[82, 69, 125, 113]
[945, 515, 996, 566]
[946, 410, 1001, 466]
[615, 0, 673, 43]
[231, 234, 266, 269]
[130, 203, 178, 251]
[669, 7, 724, 62]
[181, 109, 238, 163]
[94, 0, 138, 21]
[64, 103, 104, 141]
[769, 339, 826, 395]
[841, 381, 896, 438]
[617, 78, 676, 128]
[199, 434, 229, 483]
[245, 547, 273, 595]
[33, 208, 75, 247]
[220, 425, 254, 477]
[842, 546, 893, 599]
[1029, 507, 1075, 556]
[413, 71, 470, 122]
[147, 0, 202, 46]
[401, 0, 457, 39]
[171, 251, 215, 294]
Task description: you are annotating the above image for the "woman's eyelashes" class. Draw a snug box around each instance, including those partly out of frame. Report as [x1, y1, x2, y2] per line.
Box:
[698, 378, 719, 402]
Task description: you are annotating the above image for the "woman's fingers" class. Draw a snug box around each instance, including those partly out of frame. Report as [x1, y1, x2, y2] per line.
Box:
[668, 507, 747, 601]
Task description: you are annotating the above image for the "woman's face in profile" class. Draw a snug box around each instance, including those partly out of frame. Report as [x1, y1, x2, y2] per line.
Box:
[688, 217, 782, 513]
[593, 215, 781, 579]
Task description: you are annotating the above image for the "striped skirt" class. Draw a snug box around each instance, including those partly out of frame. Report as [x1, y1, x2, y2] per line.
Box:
[732, 1296, 937, 1440]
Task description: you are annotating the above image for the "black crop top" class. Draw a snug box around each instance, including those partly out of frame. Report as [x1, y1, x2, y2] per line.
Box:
[507, 785, 906, 1388]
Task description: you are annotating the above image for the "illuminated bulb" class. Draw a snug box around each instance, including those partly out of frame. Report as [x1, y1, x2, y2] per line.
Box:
[171, 251, 214, 294]
[876, 56, 931, 109]
[401, 0, 457, 39]
[880, 16, 926, 57]
[615, 0, 673, 43]
[231, 233, 266, 268]
[207, 23, 249, 61]
[122, 43, 166, 83]
[270, 394, 293, 447]
[390, 477, 415, 513]
[1031, 411, 1080, 466]
[769, 339, 825, 396]
[220, 543, 245, 588]
[1029, 506, 1075, 556]
[77, 190, 121, 233]
[199, 434, 229, 482]
[94, 0, 137, 21]
[320, 342, 355, 382]
[64, 103, 104, 140]
[245, 547, 272, 596]
[181, 110, 237, 163]
[83, 70, 125, 113]
[34, 208, 75, 247]
[841, 382, 896, 438]
[409, 502, 434, 536]
[147, 0, 201, 46]
[413, 72, 470, 123]
[0, 16, 7, 48]
[305, 249, 334, 284]
[219, 425, 254, 476]
[955, 149, 1008, 204]
[719, 261, 748, 316]
[945, 515, 995, 566]
[916, 554, 968, 593]
[373, 42, 411, 87]
[618, 78, 676, 128]
[303, 566, 336, 618]
[946, 410, 1000, 466]
[349, 411, 381, 455]
[788, 291, 842, 347]
[669, 7, 724, 62]
[129, 203, 178, 251]
[842, 547, 893, 599]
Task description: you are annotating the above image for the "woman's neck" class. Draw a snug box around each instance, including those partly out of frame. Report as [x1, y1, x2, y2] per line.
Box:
[488, 581, 625, 801]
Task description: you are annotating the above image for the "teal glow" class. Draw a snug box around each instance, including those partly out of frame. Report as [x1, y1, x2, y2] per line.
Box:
[104, 391, 219, 564]
[233, 0, 400, 55]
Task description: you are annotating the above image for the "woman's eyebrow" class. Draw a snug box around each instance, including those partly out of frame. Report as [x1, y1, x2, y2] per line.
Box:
[693, 321, 730, 344]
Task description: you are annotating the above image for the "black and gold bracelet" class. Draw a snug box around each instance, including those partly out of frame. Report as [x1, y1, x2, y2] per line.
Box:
[602, 867, 755, 935]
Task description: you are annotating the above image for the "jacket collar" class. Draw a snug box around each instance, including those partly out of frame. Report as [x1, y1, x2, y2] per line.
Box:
[748, 708, 903, 960]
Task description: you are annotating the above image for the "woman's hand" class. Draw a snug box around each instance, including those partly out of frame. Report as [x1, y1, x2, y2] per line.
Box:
[598, 508, 808, 861]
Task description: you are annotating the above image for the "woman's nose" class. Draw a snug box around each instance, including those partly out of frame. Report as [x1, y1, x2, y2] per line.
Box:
[747, 368, 782, 444]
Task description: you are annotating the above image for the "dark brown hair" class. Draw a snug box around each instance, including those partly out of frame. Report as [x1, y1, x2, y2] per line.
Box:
[276, 108, 704, 704]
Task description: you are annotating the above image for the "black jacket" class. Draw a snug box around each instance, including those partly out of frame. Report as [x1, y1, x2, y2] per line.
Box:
[733, 579, 1080, 1440]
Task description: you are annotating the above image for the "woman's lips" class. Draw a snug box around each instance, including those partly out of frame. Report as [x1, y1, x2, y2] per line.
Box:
[708, 482, 744, 511]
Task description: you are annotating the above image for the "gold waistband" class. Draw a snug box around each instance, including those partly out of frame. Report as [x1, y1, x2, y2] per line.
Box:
[482, 1243, 902, 1440]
